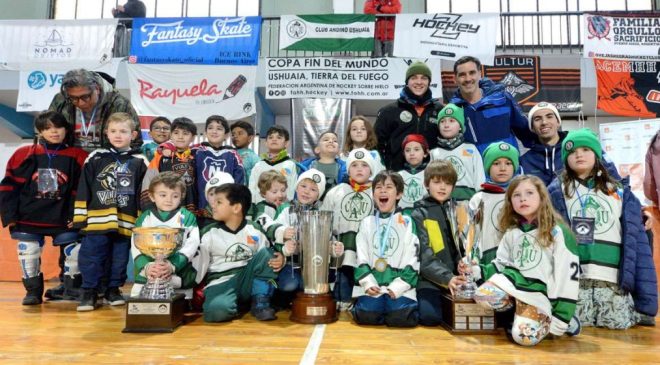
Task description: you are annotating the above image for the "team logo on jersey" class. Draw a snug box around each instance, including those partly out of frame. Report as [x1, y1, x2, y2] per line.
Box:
[371, 222, 400, 258]
[568, 193, 615, 234]
[172, 162, 194, 185]
[403, 176, 424, 204]
[225, 242, 254, 262]
[201, 156, 227, 181]
[447, 155, 466, 180]
[490, 199, 505, 233]
[340, 191, 373, 221]
[97, 162, 118, 191]
[513, 234, 542, 271]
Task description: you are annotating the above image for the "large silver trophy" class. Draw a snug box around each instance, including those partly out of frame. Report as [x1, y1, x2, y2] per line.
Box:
[453, 201, 482, 300]
[290, 210, 338, 324]
[124, 227, 187, 333]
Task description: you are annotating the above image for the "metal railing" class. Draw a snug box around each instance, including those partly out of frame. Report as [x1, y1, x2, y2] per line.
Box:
[111, 12, 611, 58]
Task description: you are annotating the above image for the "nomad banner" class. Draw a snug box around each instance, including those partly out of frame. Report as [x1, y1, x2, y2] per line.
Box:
[595, 58, 660, 118]
[279, 14, 374, 52]
[126, 64, 256, 121]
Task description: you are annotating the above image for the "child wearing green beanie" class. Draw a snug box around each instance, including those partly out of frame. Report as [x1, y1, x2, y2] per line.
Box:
[430, 103, 485, 201]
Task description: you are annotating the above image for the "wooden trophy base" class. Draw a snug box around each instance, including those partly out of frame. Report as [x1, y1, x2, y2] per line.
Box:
[290, 292, 338, 324]
[123, 293, 187, 333]
[440, 290, 499, 334]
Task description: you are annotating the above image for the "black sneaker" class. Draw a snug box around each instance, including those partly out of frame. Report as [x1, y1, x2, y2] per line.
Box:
[77, 289, 98, 312]
[44, 283, 66, 300]
[104, 287, 126, 306]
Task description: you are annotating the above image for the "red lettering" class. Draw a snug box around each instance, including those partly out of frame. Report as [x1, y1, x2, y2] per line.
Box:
[138, 78, 224, 105]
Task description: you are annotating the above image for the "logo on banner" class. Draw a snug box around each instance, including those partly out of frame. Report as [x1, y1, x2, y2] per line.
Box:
[411, 14, 480, 40]
[139, 18, 254, 47]
[27, 71, 47, 90]
[33, 29, 73, 59]
[201, 156, 227, 181]
[484, 56, 540, 105]
[587, 15, 611, 40]
[286, 20, 306, 39]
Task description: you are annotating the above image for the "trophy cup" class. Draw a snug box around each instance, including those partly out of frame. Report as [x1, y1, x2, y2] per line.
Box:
[290, 211, 338, 324]
[123, 227, 187, 333]
[439, 200, 497, 334]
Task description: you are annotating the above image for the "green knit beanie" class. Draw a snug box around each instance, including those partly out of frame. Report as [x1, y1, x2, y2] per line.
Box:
[437, 104, 465, 132]
[561, 128, 602, 162]
[483, 142, 520, 174]
[405, 61, 432, 82]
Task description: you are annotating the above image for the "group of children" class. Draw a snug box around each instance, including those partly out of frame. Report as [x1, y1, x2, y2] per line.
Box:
[0, 106, 656, 347]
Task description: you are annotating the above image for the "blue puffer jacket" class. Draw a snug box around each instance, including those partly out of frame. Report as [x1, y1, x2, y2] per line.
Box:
[450, 78, 536, 154]
[548, 177, 658, 316]
[521, 131, 622, 186]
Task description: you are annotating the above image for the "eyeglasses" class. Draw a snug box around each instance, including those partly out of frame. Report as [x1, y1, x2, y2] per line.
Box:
[67, 91, 94, 104]
[152, 126, 171, 132]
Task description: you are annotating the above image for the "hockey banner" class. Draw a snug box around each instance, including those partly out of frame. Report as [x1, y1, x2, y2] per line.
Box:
[279, 14, 375, 51]
[595, 58, 660, 118]
[265, 57, 442, 99]
[130, 16, 261, 65]
[0, 19, 117, 70]
[126, 64, 256, 121]
[291, 98, 351, 160]
[584, 13, 660, 60]
[393, 13, 498, 65]
[16, 58, 123, 112]
[440, 57, 581, 112]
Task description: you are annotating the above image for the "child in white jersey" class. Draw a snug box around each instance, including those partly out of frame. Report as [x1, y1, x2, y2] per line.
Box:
[465, 175, 581, 346]
[548, 128, 657, 329]
[353, 170, 420, 327]
[321, 148, 377, 310]
[398, 134, 429, 208]
[430, 104, 485, 201]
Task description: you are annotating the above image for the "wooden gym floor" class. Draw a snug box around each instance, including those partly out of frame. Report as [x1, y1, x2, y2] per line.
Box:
[0, 282, 658, 364]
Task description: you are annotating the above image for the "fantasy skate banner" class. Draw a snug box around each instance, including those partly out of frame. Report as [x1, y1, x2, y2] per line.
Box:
[393, 13, 498, 65]
[0, 19, 117, 70]
[130, 16, 261, 65]
[126, 64, 256, 121]
[595, 58, 660, 118]
[291, 98, 351, 160]
[265, 57, 442, 100]
[16, 58, 122, 112]
[599, 118, 660, 202]
[440, 56, 581, 112]
[279, 14, 374, 52]
[584, 13, 660, 60]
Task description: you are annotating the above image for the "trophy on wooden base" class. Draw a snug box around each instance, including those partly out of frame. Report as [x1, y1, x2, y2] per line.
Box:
[440, 200, 497, 334]
[123, 227, 187, 333]
[290, 211, 338, 324]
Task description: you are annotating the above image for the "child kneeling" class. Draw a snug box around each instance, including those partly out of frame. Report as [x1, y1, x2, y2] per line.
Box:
[353, 171, 420, 327]
[201, 184, 284, 322]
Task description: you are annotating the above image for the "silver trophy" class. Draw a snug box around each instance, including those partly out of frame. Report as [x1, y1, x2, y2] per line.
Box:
[454, 201, 482, 300]
[132, 227, 183, 299]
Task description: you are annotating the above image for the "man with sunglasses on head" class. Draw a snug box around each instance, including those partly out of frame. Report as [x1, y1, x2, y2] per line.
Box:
[49, 68, 142, 152]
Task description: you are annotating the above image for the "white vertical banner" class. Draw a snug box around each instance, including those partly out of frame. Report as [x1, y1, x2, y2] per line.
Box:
[16, 58, 123, 112]
[126, 64, 257, 121]
[291, 98, 351, 160]
[599, 119, 660, 203]
[393, 13, 499, 65]
[0, 19, 117, 70]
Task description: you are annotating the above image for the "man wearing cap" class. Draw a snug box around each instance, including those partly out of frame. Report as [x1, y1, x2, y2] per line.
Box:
[375, 61, 443, 171]
[521, 101, 620, 185]
[449, 56, 535, 154]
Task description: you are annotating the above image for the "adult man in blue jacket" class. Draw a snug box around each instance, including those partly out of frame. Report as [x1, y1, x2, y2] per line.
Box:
[449, 56, 536, 154]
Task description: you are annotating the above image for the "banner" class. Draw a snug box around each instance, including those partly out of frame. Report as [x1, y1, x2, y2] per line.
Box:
[599, 119, 660, 202]
[0, 19, 117, 70]
[16, 59, 123, 112]
[393, 13, 498, 65]
[130, 16, 261, 65]
[584, 14, 660, 60]
[291, 98, 351, 160]
[265, 57, 442, 99]
[279, 14, 374, 52]
[595, 58, 660, 118]
[126, 64, 256, 121]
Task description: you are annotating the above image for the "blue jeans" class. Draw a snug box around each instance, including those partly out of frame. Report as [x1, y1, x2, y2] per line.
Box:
[78, 233, 130, 290]
[276, 264, 303, 292]
[333, 266, 354, 302]
[352, 294, 419, 327]
[417, 288, 444, 326]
